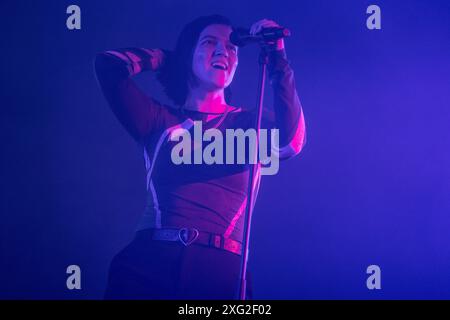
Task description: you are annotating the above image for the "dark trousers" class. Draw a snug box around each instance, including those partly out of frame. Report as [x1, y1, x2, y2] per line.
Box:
[104, 229, 252, 299]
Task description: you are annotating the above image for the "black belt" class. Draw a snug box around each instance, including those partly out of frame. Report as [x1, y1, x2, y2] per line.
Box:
[150, 228, 242, 256]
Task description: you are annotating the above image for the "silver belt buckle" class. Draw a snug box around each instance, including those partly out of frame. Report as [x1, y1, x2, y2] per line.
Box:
[178, 228, 199, 246]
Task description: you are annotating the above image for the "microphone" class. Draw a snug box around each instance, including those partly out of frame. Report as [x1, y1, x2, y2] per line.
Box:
[230, 27, 291, 47]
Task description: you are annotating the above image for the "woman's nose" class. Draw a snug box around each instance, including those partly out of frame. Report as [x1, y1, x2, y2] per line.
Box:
[214, 43, 228, 57]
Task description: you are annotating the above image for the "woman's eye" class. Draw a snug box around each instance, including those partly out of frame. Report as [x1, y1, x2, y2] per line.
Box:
[228, 46, 237, 53]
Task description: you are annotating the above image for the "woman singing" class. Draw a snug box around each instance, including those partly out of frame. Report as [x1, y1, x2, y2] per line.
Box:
[94, 14, 306, 299]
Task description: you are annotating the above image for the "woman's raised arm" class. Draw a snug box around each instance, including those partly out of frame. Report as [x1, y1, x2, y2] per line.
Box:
[94, 48, 166, 143]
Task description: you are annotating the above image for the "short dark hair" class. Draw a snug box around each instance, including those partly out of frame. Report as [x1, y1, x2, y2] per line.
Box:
[157, 15, 234, 106]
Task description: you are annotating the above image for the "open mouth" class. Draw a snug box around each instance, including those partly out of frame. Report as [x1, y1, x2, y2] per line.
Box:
[211, 62, 228, 71]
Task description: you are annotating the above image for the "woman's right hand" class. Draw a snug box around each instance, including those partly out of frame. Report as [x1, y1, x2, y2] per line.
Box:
[141, 48, 165, 71]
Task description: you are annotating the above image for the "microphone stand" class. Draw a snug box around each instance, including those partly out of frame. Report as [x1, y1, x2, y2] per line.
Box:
[237, 45, 269, 300]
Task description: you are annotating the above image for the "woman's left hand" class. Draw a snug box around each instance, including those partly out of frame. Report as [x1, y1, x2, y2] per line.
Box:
[249, 18, 285, 51]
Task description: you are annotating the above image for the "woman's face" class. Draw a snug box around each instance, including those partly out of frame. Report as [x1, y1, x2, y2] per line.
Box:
[191, 24, 238, 91]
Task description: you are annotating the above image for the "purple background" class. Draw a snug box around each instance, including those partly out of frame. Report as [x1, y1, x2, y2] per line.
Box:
[1, 0, 450, 299]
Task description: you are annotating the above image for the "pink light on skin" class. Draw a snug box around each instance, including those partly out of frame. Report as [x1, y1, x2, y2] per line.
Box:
[192, 24, 238, 89]
[185, 24, 238, 114]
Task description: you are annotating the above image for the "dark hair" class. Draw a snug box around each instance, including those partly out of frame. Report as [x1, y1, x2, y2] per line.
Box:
[157, 14, 234, 107]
